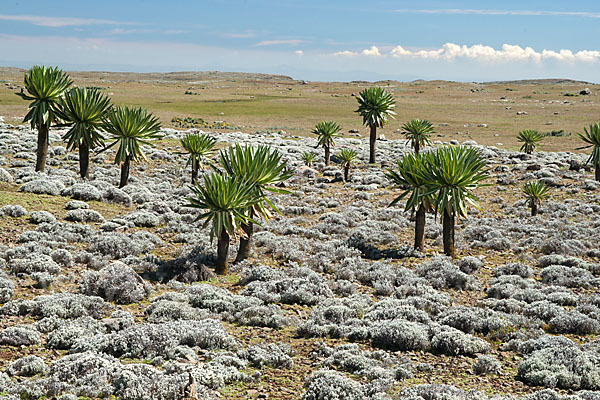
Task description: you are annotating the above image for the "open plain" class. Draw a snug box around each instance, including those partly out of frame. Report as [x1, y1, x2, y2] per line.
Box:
[0, 69, 600, 400]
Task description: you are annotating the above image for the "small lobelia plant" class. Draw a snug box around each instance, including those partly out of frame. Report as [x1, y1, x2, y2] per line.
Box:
[355, 87, 396, 164]
[102, 106, 162, 188]
[337, 149, 359, 182]
[301, 152, 316, 167]
[401, 119, 435, 155]
[517, 129, 544, 154]
[179, 132, 217, 184]
[16, 65, 73, 172]
[422, 146, 489, 258]
[219, 144, 291, 263]
[312, 120, 341, 166]
[55, 87, 112, 179]
[186, 173, 261, 275]
[577, 122, 600, 182]
[385, 152, 433, 251]
[523, 180, 550, 216]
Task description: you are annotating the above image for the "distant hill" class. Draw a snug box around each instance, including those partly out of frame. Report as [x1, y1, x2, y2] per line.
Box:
[0, 68, 295, 84]
[484, 78, 594, 85]
[1, 67, 595, 86]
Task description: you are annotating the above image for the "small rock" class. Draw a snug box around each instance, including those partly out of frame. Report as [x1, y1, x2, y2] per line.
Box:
[580, 88, 591, 95]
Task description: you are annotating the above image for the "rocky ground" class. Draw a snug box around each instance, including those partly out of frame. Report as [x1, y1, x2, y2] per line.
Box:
[0, 122, 599, 400]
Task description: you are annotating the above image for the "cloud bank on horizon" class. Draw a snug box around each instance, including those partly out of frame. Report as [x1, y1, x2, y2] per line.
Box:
[335, 43, 600, 63]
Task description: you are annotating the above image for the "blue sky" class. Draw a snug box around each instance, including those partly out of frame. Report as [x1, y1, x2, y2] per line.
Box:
[1, 0, 600, 82]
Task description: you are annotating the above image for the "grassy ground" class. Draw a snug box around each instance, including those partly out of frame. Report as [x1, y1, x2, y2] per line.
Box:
[1, 68, 598, 153]
[1, 67, 599, 399]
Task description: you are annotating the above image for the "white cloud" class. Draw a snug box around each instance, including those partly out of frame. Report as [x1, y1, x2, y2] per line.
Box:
[388, 43, 600, 63]
[393, 9, 600, 18]
[255, 39, 304, 47]
[361, 46, 381, 56]
[0, 14, 134, 27]
[330, 43, 600, 63]
[333, 50, 358, 56]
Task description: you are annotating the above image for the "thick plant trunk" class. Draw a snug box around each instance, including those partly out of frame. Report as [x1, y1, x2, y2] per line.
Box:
[79, 143, 90, 180]
[369, 125, 377, 164]
[596, 165, 600, 182]
[235, 220, 254, 263]
[414, 141, 420, 156]
[344, 165, 349, 182]
[324, 145, 330, 166]
[414, 204, 426, 251]
[442, 210, 455, 258]
[531, 201, 538, 216]
[191, 159, 199, 185]
[35, 123, 49, 172]
[216, 229, 230, 275]
[119, 155, 131, 188]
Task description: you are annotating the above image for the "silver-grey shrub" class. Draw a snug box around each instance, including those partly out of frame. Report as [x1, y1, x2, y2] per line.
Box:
[238, 343, 294, 369]
[61, 183, 102, 201]
[89, 232, 158, 259]
[5, 355, 46, 376]
[65, 209, 104, 223]
[430, 326, 490, 356]
[29, 210, 56, 224]
[494, 262, 533, 278]
[8, 253, 61, 275]
[0, 293, 112, 319]
[302, 369, 369, 400]
[0, 325, 41, 346]
[0, 204, 27, 217]
[0, 271, 14, 303]
[79, 261, 151, 304]
[72, 319, 238, 359]
[20, 179, 60, 196]
[472, 355, 502, 375]
[518, 346, 600, 390]
[371, 320, 431, 351]
[549, 311, 600, 335]
[415, 257, 475, 290]
[541, 265, 597, 288]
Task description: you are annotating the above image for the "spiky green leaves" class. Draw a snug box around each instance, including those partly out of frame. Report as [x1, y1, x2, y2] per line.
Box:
[422, 146, 489, 219]
[186, 173, 261, 241]
[219, 144, 291, 194]
[578, 122, 600, 167]
[517, 129, 544, 154]
[301, 152, 316, 166]
[55, 87, 111, 151]
[180, 133, 217, 169]
[16, 65, 73, 129]
[312, 120, 341, 149]
[219, 144, 291, 221]
[523, 180, 549, 206]
[355, 87, 396, 128]
[385, 153, 433, 212]
[103, 106, 162, 164]
[337, 149, 358, 168]
[401, 119, 434, 154]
